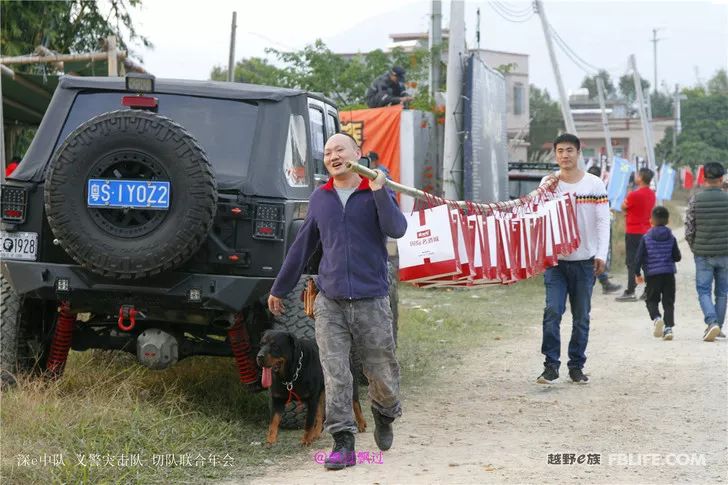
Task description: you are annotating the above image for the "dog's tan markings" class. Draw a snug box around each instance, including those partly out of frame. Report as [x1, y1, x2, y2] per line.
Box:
[353, 400, 367, 432]
[311, 392, 326, 442]
[266, 413, 282, 445]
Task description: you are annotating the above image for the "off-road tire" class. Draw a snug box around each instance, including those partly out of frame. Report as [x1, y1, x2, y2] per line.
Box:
[0, 274, 53, 386]
[272, 275, 316, 429]
[44, 109, 217, 279]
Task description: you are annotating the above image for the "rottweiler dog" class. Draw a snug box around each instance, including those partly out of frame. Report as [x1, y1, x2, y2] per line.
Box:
[256, 329, 367, 446]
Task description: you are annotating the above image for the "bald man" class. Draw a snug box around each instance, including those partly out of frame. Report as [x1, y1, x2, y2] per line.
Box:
[268, 133, 407, 470]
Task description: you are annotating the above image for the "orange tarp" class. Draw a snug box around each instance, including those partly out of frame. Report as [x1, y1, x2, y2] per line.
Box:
[340, 105, 402, 183]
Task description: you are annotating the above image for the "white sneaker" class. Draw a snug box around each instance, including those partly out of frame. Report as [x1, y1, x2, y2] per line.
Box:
[703, 325, 720, 342]
[653, 317, 664, 338]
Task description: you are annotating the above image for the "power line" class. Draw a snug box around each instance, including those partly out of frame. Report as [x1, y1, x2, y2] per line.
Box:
[491, 1, 534, 18]
[547, 22, 601, 73]
[487, 1, 534, 23]
[547, 21, 630, 82]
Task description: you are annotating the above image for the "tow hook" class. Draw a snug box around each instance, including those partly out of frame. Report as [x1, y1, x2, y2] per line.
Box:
[118, 305, 145, 331]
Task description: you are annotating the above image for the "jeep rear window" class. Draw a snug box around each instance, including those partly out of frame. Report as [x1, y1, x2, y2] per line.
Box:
[56, 92, 257, 179]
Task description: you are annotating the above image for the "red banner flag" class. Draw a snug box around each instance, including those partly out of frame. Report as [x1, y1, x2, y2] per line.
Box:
[696, 165, 705, 186]
[340, 105, 402, 183]
[683, 167, 694, 190]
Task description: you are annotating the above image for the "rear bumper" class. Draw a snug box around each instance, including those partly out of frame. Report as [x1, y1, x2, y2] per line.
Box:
[1, 260, 274, 313]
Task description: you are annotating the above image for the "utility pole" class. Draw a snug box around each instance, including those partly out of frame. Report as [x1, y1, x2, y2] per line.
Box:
[534, 0, 577, 137]
[429, 0, 442, 99]
[0, 66, 5, 175]
[228, 12, 237, 82]
[643, 86, 653, 120]
[630, 54, 656, 172]
[651, 28, 662, 94]
[429, 0, 443, 196]
[442, 0, 465, 200]
[596, 77, 614, 163]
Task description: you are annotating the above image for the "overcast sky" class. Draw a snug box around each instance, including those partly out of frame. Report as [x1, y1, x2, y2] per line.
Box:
[132, 0, 728, 97]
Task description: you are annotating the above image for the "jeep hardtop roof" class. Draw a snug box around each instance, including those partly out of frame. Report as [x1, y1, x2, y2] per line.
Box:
[9, 76, 335, 198]
[59, 75, 336, 105]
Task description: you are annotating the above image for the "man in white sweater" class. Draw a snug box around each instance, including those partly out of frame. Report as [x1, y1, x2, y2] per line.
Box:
[537, 133, 610, 384]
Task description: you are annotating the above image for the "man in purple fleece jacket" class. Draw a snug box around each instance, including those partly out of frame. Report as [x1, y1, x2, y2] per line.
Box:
[268, 133, 407, 470]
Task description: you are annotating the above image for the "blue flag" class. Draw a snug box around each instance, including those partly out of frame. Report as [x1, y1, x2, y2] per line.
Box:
[656, 164, 675, 201]
[608, 157, 634, 211]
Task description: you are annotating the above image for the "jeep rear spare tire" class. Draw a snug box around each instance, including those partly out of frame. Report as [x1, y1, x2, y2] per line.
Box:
[272, 275, 316, 429]
[44, 109, 217, 279]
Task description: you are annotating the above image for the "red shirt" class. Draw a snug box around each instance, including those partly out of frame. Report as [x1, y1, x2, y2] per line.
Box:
[625, 186, 656, 234]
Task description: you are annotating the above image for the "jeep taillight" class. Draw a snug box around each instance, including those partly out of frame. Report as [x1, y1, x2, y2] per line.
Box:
[1, 185, 28, 223]
[122, 95, 158, 110]
[253, 204, 284, 241]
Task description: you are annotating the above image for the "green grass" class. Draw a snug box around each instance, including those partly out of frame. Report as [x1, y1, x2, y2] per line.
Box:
[1, 352, 299, 484]
[1, 280, 547, 484]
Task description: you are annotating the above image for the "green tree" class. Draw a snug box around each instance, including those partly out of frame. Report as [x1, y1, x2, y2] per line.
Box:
[211, 57, 286, 86]
[618, 74, 650, 104]
[211, 39, 431, 110]
[580, 70, 616, 99]
[528, 85, 564, 159]
[707, 68, 728, 96]
[649, 91, 673, 118]
[655, 70, 728, 166]
[1, 0, 151, 65]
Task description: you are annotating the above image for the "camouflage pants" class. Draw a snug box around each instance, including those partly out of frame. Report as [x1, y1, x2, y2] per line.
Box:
[314, 293, 402, 435]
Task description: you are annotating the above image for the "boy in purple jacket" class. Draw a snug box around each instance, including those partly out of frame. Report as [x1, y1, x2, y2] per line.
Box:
[268, 133, 407, 470]
[634, 206, 682, 340]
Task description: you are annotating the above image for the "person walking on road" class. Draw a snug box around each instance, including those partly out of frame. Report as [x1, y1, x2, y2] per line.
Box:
[537, 133, 610, 385]
[634, 206, 682, 340]
[685, 162, 728, 342]
[616, 168, 656, 302]
[268, 133, 407, 469]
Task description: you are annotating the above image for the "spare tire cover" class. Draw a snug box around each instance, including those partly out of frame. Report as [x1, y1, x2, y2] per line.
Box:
[44, 109, 217, 279]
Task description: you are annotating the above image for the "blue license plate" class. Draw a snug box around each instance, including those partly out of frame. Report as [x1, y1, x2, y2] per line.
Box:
[87, 179, 171, 209]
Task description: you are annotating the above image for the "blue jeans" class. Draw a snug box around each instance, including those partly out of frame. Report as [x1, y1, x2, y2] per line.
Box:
[541, 259, 596, 370]
[694, 255, 728, 327]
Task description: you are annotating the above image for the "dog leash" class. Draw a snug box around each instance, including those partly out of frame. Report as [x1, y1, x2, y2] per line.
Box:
[282, 350, 304, 407]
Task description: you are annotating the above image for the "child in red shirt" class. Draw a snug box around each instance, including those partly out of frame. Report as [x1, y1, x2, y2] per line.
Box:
[616, 167, 656, 301]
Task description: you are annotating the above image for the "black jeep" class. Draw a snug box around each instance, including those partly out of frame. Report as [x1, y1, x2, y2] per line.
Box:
[0, 75, 397, 417]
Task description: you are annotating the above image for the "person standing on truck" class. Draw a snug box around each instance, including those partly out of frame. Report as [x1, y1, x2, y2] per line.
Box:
[268, 132, 407, 470]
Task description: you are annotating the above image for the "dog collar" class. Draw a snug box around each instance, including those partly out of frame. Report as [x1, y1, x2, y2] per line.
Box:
[281, 350, 303, 391]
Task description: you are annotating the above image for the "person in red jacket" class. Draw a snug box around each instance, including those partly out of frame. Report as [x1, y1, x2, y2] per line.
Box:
[616, 167, 656, 301]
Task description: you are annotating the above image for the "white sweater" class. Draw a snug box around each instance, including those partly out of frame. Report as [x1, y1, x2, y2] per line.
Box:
[542, 172, 610, 262]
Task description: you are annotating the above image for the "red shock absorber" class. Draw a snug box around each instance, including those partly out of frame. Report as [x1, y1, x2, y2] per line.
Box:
[228, 313, 259, 385]
[46, 302, 75, 377]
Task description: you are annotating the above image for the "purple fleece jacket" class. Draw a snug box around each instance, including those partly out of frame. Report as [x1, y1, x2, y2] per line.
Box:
[270, 176, 407, 300]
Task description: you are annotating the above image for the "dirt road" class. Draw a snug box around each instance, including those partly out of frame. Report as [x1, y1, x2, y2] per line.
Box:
[242, 231, 727, 485]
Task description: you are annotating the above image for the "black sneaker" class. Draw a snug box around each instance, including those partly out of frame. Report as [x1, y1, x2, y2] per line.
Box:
[703, 325, 720, 342]
[371, 407, 394, 451]
[324, 431, 356, 470]
[536, 366, 559, 384]
[600, 280, 622, 294]
[615, 291, 637, 302]
[569, 368, 589, 384]
[663, 327, 673, 341]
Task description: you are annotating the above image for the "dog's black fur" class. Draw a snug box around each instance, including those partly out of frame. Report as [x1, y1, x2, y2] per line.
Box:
[256, 329, 366, 446]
